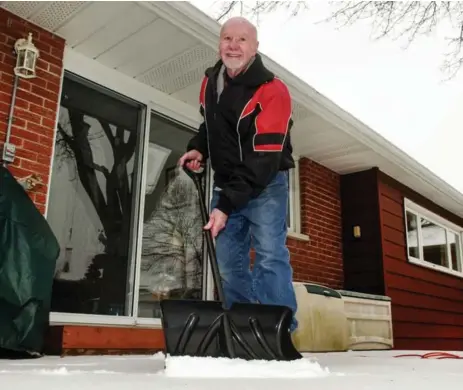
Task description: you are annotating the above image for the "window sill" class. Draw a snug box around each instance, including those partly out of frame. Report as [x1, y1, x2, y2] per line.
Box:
[408, 256, 463, 279]
[287, 230, 310, 242]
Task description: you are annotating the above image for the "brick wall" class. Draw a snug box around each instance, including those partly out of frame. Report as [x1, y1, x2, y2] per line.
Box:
[288, 157, 343, 289]
[0, 9, 64, 215]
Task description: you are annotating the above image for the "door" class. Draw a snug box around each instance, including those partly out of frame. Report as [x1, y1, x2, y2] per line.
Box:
[47, 72, 145, 320]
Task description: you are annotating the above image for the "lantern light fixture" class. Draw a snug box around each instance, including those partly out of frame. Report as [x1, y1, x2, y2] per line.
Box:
[14, 33, 39, 79]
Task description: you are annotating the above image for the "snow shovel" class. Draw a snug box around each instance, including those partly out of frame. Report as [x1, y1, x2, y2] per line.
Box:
[159, 163, 302, 361]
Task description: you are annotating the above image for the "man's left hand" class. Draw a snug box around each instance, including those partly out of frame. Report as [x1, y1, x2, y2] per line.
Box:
[204, 208, 228, 238]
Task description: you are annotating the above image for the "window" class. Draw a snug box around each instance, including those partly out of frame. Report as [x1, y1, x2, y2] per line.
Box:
[287, 157, 302, 235]
[404, 198, 463, 276]
[48, 72, 145, 317]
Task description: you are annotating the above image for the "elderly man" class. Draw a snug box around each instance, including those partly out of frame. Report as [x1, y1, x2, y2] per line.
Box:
[178, 16, 298, 332]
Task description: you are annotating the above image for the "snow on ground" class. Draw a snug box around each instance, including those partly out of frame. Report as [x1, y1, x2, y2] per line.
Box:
[1, 350, 462, 390]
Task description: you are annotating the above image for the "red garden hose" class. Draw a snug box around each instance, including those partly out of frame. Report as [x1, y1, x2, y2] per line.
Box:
[394, 351, 463, 359]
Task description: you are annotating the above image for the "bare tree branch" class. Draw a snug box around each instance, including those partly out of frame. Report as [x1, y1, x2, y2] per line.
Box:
[213, 1, 463, 78]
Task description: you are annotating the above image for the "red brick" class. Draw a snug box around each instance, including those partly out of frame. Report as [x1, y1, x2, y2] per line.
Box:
[41, 116, 56, 128]
[20, 158, 49, 176]
[11, 126, 40, 143]
[15, 107, 42, 125]
[289, 157, 343, 289]
[48, 63, 62, 77]
[44, 99, 57, 111]
[15, 147, 38, 162]
[16, 88, 44, 107]
[7, 165, 34, 178]
[35, 192, 47, 205]
[27, 121, 55, 137]
[23, 138, 53, 156]
[31, 84, 58, 103]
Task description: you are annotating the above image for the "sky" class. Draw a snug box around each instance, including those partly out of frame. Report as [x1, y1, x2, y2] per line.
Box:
[190, 1, 463, 193]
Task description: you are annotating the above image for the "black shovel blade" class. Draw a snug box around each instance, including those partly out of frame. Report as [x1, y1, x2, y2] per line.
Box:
[159, 299, 302, 361]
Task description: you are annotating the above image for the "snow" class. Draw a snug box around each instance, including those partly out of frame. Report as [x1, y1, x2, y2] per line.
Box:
[162, 353, 331, 378]
[1, 350, 462, 390]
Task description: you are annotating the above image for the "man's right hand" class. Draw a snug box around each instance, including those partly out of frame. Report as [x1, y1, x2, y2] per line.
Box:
[178, 149, 203, 171]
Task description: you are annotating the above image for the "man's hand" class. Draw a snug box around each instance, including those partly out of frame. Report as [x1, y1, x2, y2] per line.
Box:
[204, 208, 228, 238]
[178, 149, 203, 171]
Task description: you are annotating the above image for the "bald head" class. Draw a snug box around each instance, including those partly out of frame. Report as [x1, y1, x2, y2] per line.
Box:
[219, 16, 259, 77]
[220, 16, 258, 41]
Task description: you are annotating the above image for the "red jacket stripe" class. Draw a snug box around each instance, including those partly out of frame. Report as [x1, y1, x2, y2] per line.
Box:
[199, 76, 208, 107]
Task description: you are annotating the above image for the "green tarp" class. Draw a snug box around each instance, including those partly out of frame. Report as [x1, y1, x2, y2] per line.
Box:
[0, 166, 59, 356]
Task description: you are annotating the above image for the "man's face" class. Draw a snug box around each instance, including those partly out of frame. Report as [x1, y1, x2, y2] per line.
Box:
[219, 20, 258, 72]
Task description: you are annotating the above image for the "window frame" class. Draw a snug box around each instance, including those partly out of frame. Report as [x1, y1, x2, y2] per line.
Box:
[287, 155, 307, 240]
[404, 198, 463, 277]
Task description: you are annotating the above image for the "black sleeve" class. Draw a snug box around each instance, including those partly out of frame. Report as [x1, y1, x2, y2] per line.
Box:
[187, 116, 209, 160]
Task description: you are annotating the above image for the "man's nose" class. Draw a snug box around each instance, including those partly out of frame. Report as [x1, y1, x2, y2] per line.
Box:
[229, 38, 240, 49]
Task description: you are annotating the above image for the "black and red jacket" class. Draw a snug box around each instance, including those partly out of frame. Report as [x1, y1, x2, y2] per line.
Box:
[187, 54, 295, 216]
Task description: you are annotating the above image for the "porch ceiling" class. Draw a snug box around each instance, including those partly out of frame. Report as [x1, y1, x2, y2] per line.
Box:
[2, 1, 463, 218]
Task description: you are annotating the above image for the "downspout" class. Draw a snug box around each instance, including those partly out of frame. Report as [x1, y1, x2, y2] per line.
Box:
[2, 74, 19, 167]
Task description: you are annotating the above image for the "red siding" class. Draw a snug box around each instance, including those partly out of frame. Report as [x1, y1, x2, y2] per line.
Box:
[378, 177, 463, 350]
[0, 8, 65, 215]
[288, 158, 343, 289]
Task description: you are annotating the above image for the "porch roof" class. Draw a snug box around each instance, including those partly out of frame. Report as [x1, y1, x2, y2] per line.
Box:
[2, 0, 463, 219]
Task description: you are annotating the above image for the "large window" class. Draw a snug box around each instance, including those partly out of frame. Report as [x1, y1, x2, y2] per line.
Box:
[137, 113, 205, 319]
[47, 73, 209, 324]
[404, 198, 463, 276]
[47, 72, 145, 317]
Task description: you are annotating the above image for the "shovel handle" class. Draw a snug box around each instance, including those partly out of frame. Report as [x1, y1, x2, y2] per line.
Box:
[182, 162, 227, 307]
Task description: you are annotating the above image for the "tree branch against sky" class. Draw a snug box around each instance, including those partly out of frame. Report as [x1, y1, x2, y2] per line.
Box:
[214, 1, 463, 79]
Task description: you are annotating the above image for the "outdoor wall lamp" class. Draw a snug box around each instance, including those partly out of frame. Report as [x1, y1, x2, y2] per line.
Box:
[353, 225, 361, 239]
[14, 33, 39, 79]
[2, 33, 40, 166]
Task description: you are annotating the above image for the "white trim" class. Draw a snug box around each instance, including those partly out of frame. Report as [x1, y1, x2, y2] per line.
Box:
[43, 64, 65, 218]
[50, 312, 135, 326]
[404, 198, 463, 277]
[404, 198, 463, 233]
[407, 257, 463, 279]
[50, 312, 162, 328]
[286, 156, 309, 241]
[287, 230, 309, 242]
[287, 155, 301, 234]
[129, 104, 153, 319]
[62, 47, 201, 129]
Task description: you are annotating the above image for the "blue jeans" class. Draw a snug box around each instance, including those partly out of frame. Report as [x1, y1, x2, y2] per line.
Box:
[210, 170, 298, 332]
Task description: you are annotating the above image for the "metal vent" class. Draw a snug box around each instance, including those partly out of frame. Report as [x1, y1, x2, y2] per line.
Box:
[29, 1, 87, 32]
[0, 1, 44, 18]
[138, 44, 217, 94]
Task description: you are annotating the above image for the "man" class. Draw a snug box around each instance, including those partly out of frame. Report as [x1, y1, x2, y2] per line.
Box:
[178, 16, 298, 331]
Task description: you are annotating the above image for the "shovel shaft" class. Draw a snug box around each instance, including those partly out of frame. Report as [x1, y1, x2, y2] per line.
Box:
[188, 167, 236, 357]
[191, 172, 227, 306]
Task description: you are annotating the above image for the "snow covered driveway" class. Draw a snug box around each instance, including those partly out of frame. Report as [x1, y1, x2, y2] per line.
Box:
[1, 350, 462, 390]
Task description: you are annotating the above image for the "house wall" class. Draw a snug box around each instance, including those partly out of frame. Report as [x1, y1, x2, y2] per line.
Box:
[342, 166, 463, 350]
[0, 8, 65, 215]
[288, 158, 343, 289]
[340, 168, 384, 295]
[378, 171, 463, 351]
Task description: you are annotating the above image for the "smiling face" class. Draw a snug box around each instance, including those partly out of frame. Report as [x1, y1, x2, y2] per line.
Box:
[219, 17, 259, 76]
